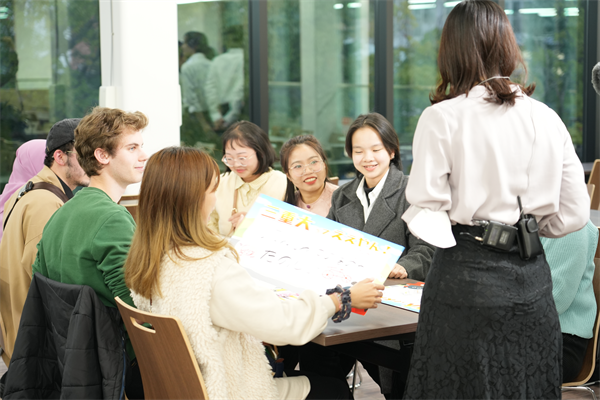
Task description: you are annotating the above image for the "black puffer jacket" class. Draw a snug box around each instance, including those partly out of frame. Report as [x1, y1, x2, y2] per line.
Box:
[3, 273, 125, 399]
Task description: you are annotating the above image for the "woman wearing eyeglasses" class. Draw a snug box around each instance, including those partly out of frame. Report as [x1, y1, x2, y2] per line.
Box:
[209, 121, 287, 236]
[280, 135, 337, 217]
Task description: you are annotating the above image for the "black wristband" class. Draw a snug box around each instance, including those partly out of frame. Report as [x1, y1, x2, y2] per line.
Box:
[325, 285, 351, 323]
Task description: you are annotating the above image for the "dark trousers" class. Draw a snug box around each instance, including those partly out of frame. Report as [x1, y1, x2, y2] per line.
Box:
[126, 358, 145, 399]
[278, 345, 302, 375]
[278, 341, 412, 400]
[562, 333, 590, 383]
[299, 341, 409, 400]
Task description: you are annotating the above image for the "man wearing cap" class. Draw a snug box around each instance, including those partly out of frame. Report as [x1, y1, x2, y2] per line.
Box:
[0, 118, 89, 366]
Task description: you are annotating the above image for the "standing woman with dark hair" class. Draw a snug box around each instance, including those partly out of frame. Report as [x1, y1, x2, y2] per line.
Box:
[280, 135, 337, 217]
[209, 121, 287, 236]
[402, 1, 589, 398]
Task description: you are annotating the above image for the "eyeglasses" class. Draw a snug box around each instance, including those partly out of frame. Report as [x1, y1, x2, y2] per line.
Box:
[289, 159, 324, 177]
[222, 154, 254, 167]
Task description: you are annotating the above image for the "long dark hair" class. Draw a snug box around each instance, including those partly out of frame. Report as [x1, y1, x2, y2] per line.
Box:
[345, 113, 402, 173]
[431, 0, 535, 106]
[280, 135, 330, 205]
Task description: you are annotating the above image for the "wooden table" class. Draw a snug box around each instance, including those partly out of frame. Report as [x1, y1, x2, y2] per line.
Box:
[311, 278, 421, 371]
[313, 278, 420, 346]
[312, 302, 419, 346]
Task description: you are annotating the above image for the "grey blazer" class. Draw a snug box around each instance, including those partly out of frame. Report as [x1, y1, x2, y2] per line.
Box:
[326, 165, 435, 281]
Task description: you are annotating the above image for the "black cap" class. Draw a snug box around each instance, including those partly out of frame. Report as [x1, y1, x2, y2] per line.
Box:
[46, 118, 81, 155]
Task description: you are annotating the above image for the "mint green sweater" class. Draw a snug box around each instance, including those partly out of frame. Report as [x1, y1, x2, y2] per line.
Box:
[541, 220, 598, 339]
[33, 187, 136, 358]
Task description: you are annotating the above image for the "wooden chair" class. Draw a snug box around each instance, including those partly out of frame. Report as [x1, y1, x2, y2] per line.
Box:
[561, 257, 600, 399]
[115, 297, 209, 399]
[589, 160, 600, 211]
[0, 319, 4, 355]
[118, 194, 139, 223]
[588, 184, 596, 208]
[329, 176, 339, 186]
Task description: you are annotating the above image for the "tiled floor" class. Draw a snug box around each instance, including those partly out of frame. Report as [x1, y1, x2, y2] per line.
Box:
[350, 362, 600, 400]
[346, 364, 600, 400]
[0, 356, 598, 399]
[349, 363, 385, 399]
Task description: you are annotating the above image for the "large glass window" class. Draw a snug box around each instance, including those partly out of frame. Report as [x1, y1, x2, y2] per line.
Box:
[268, 0, 374, 180]
[0, 0, 101, 191]
[177, 0, 250, 159]
[392, 0, 586, 172]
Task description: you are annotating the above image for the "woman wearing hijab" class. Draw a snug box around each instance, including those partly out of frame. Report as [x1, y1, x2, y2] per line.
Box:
[0, 140, 46, 242]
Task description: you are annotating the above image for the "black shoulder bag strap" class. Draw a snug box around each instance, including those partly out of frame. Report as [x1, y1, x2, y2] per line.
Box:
[3, 181, 70, 230]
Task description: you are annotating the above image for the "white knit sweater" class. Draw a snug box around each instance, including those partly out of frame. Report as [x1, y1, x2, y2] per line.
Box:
[132, 246, 335, 400]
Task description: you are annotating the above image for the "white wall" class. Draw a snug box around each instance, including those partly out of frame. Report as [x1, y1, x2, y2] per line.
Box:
[99, 0, 182, 194]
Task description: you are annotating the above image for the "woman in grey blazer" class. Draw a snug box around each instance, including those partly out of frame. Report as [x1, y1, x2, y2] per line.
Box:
[301, 113, 435, 399]
[327, 113, 434, 282]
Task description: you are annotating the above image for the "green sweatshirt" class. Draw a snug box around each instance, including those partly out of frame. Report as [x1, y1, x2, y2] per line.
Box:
[33, 187, 136, 359]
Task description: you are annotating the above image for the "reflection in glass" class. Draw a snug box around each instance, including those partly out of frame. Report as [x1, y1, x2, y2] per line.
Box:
[268, 0, 374, 180]
[0, 0, 101, 191]
[393, 0, 585, 171]
[177, 0, 249, 158]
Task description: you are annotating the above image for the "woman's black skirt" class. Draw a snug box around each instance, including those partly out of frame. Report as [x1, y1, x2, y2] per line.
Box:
[404, 224, 561, 399]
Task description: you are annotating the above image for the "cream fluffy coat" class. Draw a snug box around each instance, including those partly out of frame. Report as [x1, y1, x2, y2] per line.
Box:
[132, 247, 278, 399]
[132, 246, 335, 400]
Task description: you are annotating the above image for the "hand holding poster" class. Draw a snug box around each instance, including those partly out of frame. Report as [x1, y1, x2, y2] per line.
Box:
[232, 195, 405, 294]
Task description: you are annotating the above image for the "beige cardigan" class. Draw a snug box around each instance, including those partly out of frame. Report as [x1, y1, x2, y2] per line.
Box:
[0, 166, 66, 366]
[131, 247, 335, 400]
[209, 169, 287, 235]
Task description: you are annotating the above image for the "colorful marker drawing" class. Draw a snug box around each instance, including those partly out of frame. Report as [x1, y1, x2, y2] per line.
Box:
[274, 288, 301, 301]
[381, 282, 424, 313]
[232, 195, 405, 294]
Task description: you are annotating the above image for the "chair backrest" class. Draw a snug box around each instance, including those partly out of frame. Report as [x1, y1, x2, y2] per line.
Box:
[0, 318, 5, 353]
[115, 297, 209, 399]
[118, 194, 139, 223]
[563, 257, 600, 386]
[589, 160, 600, 210]
[588, 184, 596, 208]
[118, 194, 139, 204]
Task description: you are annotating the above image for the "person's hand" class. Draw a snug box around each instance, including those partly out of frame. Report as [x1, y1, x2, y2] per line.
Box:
[388, 263, 408, 279]
[228, 211, 246, 231]
[349, 278, 384, 309]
